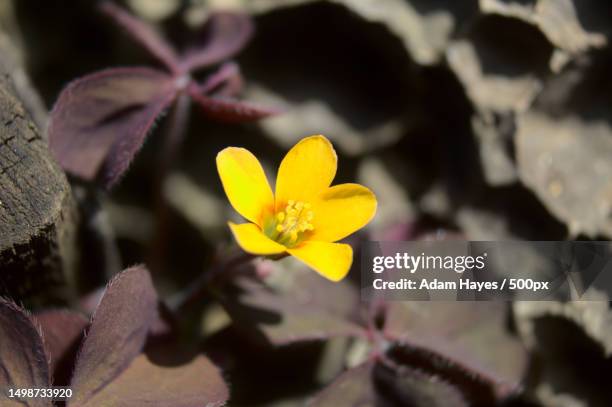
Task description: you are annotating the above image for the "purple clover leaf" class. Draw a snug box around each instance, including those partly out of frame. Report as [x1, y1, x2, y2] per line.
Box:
[0, 265, 228, 406]
[220, 261, 527, 406]
[48, 1, 279, 188]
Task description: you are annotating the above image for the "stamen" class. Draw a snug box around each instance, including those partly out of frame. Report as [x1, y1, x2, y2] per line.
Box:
[265, 200, 315, 247]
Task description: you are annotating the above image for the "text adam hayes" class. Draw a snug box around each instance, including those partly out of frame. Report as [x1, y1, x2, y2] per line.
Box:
[372, 277, 499, 291]
[369, 252, 495, 291]
[369, 251, 551, 294]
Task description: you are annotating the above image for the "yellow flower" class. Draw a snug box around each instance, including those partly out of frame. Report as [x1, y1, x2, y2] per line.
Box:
[216, 135, 377, 281]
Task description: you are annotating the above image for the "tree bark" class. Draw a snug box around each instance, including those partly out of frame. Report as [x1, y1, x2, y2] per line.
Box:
[0, 40, 75, 304]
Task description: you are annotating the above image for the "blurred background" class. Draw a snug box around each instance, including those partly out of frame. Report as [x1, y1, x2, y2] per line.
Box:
[2, 0, 612, 406]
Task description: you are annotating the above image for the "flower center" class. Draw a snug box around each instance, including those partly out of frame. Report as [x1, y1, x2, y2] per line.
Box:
[264, 200, 314, 247]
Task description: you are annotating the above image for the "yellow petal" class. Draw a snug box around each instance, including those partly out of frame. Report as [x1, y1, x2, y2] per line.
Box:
[217, 147, 274, 225]
[288, 241, 352, 282]
[275, 135, 337, 209]
[310, 183, 377, 242]
[229, 222, 286, 255]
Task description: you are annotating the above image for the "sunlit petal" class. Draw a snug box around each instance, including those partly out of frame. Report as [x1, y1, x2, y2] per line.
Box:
[310, 183, 377, 242]
[217, 147, 274, 225]
[229, 222, 286, 255]
[275, 135, 337, 209]
[288, 242, 352, 282]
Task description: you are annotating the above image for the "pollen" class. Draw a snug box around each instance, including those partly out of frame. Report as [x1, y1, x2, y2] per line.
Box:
[266, 200, 315, 246]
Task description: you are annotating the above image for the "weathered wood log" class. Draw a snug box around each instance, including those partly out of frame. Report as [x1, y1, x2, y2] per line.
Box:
[0, 43, 75, 304]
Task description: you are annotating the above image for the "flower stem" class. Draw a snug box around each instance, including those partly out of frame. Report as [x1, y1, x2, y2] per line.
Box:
[166, 251, 255, 313]
[162, 92, 191, 169]
[149, 92, 191, 274]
